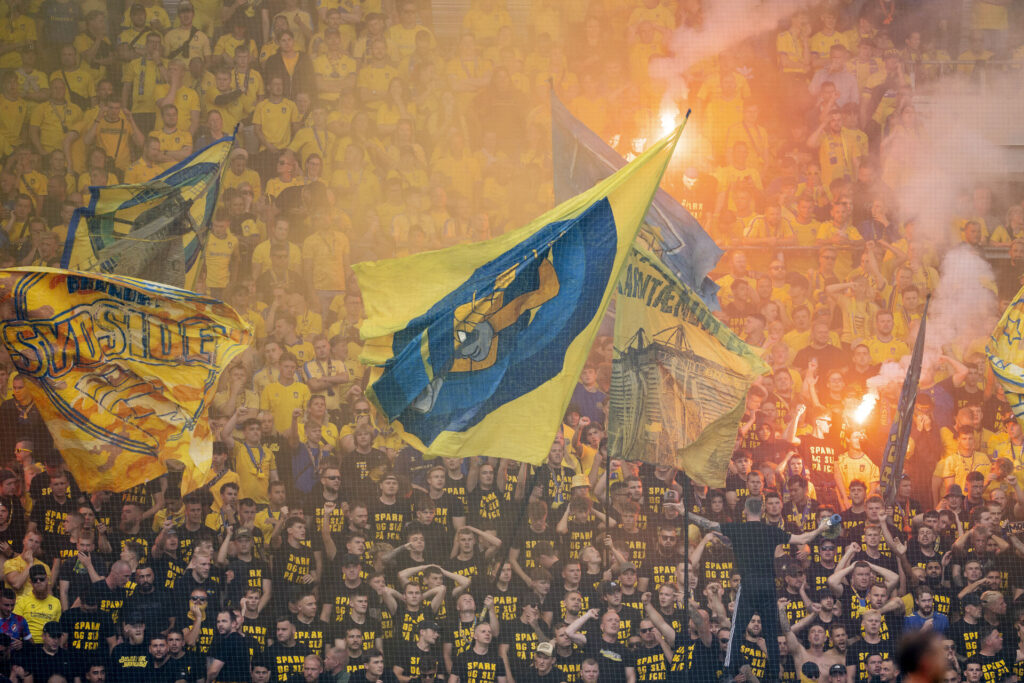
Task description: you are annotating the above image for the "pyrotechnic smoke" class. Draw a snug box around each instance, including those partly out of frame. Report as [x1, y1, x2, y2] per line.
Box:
[650, 0, 812, 87]
[926, 245, 1000, 355]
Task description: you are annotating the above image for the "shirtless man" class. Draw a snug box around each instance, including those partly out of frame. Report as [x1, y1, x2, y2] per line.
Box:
[779, 598, 844, 682]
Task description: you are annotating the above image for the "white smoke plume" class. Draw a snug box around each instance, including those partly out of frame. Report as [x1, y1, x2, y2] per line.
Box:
[650, 0, 813, 89]
[925, 245, 1000, 356]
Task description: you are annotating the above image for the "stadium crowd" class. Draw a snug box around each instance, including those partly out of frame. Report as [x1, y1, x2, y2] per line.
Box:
[0, 0, 1022, 681]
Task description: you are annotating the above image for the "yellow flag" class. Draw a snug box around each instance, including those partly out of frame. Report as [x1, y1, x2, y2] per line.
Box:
[0, 268, 252, 492]
[609, 247, 767, 488]
[989, 284, 1024, 426]
[355, 126, 682, 464]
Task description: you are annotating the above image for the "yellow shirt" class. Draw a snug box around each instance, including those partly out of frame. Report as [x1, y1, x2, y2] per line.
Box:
[152, 128, 192, 156]
[232, 441, 277, 505]
[29, 101, 81, 153]
[163, 26, 212, 61]
[865, 337, 910, 365]
[288, 126, 337, 166]
[0, 13, 37, 69]
[223, 167, 263, 196]
[938, 452, 990, 491]
[2, 557, 48, 599]
[252, 240, 302, 275]
[265, 176, 304, 201]
[810, 30, 850, 59]
[121, 5, 170, 32]
[356, 63, 399, 109]
[260, 380, 312, 434]
[204, 232, 237, 289]
[122, 57, 167, 114]
[0, 96, 28, 156]
[253, 97, 300, 149]
[201, 87, 246, 132]
[834, 453, 880, 493]
[776, 30, 809, 74]
[294, 311, 323, 338]
[14, 593, 61, 641]
[301, 230, 349, 292]
[387, 23, 433, 61]
[461, 6, 511, 43]
[153, 85, 200, 133]
[124, 159, 168, 184]
[284, 341, 316, 364]
[312, 53, 357, 102]
[819, 127, 863, 187]
[51, 67, 94, 108]
[296, 420, 339, 449]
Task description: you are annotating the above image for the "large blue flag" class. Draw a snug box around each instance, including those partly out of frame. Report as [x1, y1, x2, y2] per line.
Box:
[356, 126, 682, 464]
[552, 94, 722, 307]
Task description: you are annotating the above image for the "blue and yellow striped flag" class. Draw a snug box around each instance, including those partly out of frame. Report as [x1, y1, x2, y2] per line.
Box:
[61, 133, 234, 290]
[355, 126, 683, 464]
[0, 268, 252, 493]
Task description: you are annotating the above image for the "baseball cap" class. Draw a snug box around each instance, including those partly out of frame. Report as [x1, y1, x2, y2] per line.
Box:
[570, 474, 590, 489]
[535, 642, 554, 657]
[234, 528, 253, 539]
[417, 620, 439, 632]
[341, 554, 362, 567]
[944, 485, 964, 499]
[961, 593, 981, 607]
[122, 610, 145, 625]
[42, 622, 63, 637]
[598, 580, 621, 595]
[829, 664, 846, 676]
[381, 472, 399, 483]
[28, 565, 47, 581]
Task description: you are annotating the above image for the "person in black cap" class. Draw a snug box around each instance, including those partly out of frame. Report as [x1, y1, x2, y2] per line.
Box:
[684, 496, 832, 682]
[15, 620, 71, 683]
[595, 579, 640, 641]
[829, 662, 846, 680]
[321, 553, 364, 623]
[109, 611, 151, 682]
[392, 619, 441, 683]
[219, 525, 270, 609]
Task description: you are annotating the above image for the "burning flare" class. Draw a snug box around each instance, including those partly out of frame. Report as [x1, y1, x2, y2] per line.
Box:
[852, 393, 878, 424]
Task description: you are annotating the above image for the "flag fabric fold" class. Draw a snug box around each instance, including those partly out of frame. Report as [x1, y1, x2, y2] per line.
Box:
[989, 286, 1024, 426]
[355, 126, 683, 464]
[61, 132, 235, 290]
[608, 247, 766, 488]
[0, 267, 252, 493]
[880, 297, 931, 504]
[551, 93, 722, 307]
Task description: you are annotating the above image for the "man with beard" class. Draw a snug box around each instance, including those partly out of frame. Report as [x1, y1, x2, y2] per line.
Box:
[449, 622, 506, 683]
[207, 609, 252, 683]
[393, 620, 442, 683]
[903, 586, 949, 636]
[123, 564, 171, 636]
[148, 634, 187, 683]
[565, 608, 636, 682]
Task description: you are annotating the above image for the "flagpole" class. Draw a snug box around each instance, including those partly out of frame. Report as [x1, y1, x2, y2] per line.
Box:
[604, 456, 612, 571]
[681, 472, 690, 606]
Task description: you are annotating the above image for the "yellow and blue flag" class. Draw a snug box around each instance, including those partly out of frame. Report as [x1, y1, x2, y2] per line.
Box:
[609, 247, 767, 488]
[356, 126, 683, 464]
[552, 93, 723, 307]
[61, 133, 234, 290]
[989, 287, 1024, 425]
[0, 268, 252, 493]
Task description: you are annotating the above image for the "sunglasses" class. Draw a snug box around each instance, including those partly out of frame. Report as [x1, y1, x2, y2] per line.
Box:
[30, 576, 46, 583]
[190, 596, 208, 603]
[324, 475, 340, 480]
[719, 638, 730, 644]
[639, 627, 654, 634]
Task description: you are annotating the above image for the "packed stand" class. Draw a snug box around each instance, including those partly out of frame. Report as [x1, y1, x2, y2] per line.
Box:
[0, 0, 1021, 681]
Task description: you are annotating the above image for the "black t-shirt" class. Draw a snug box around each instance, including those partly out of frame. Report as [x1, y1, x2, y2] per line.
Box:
[719, 521, 790, 587]
[91, 579, 128, 625]
[108, 530, 155, 566]
[488, 582, 523, 626]
[737, 638, 768, 681]
[967, 652, 1011, 683]
[428, 491, 465, 536]
[337, 614, 381, 652]
[209, 631, 252, 682]
[633, 643, 669, 681]
[266, 642, 311, 682]
[845, 637, 892, 681]
[292, 617, 327, 655]
[513, 667, 568, 683]
[369, 498, 407, 545]
[501, 619, 547, 669]
[669, 631, 718, 683]
[29, 495, 75, 557]
[239, 614, 272, 654]
[466, 487, 505, 531]
[16, 644, 73, 683]
[59, 607, 116, 660]
[582, 627, 631, 679]
[225, 557, 270, 606]
[272, 542, 316, 590]
[110, 641, 152, 683]
[451, 646, 506, 682]
[123, 586, 172, 635]
[393, 641, 441, 680]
